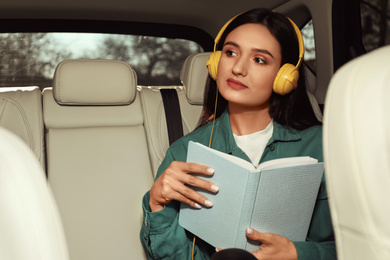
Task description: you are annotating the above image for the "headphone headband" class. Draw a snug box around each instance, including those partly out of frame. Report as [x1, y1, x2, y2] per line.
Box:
[287, 17, 305, 68]
[213, 14, 241, 52]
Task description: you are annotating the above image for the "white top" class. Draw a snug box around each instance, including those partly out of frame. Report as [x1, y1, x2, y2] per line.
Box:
[233, 120, 274, 167]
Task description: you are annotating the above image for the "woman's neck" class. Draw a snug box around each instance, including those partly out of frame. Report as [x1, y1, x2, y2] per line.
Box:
[228, 103, 272, 136]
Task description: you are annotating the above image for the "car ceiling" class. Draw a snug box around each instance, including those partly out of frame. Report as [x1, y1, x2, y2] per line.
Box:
[0, 0, 290, 39]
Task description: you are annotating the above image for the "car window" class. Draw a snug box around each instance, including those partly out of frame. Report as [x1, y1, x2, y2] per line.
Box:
[360, 0, 390, 52]
[0, 32, 203, 88]
[301, 19, 316, 74]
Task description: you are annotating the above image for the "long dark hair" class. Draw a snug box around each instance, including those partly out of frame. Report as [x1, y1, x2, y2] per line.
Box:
[197, 8, 321, 130]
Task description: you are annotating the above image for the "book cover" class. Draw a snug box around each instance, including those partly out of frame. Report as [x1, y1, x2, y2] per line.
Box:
[178, 141, 324, 252]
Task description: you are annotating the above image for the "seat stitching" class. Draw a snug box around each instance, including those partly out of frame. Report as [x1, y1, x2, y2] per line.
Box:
[0, 96, 35, 153]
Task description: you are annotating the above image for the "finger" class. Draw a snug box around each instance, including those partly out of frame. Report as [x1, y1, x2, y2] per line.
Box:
[183, 173, 219, 193]
[151, 161, 218, 209]
[164, 162, 218, 192]
[246, 228, 286, 245]
[170, 161, 214, 176]
[172, 192, 203, 209]
[246, 228, 268, 242]
[171, 182, 214, 208]
[169, 162, 218, 193]
[178, 161, 215, 177]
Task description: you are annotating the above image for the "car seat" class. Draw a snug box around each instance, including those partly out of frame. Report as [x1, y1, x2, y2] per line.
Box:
[323, 45, 390, 259]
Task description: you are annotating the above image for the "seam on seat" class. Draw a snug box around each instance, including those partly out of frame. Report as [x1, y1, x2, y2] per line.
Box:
[0, 96, 35, 153]
[157, 101, 165, 159]
[56, 69, 62, 102]
[0, 98, 4, 118]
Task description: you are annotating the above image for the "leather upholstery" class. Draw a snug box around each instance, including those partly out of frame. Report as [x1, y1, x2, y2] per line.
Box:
[180, 52, 209, 105]
[53, 59, 137, 106]
[323, 45, 390, 260]
[44, 59, 153, 260]
[0, 87, 45, 168]
[140, 87, 202, 176]
[0, 127, 69, 260]
[141, 52, 209, 176]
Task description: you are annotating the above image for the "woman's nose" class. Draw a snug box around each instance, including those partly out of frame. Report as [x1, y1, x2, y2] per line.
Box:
[232, 56, 247, 76]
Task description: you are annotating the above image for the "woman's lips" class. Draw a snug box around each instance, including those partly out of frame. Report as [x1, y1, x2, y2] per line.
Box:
[227, 78, 248, 90]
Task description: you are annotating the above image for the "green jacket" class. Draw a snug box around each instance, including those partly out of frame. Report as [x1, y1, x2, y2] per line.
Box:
[140, 110, 336, 260]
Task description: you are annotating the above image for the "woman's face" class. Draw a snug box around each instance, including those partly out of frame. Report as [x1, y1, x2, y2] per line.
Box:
[217, 23, 282, 110]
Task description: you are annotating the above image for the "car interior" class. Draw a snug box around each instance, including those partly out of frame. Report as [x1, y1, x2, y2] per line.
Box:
[0, 0, 389, 259]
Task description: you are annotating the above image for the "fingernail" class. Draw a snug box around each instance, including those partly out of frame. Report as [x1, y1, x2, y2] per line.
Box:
[207, 168, 215, 174]
[211, 184, 219, 192]
[194, 203, 202, 209]
[205, 200, 213, 207]
[215, 248, 220, 252]
[246, 228, 253, 235]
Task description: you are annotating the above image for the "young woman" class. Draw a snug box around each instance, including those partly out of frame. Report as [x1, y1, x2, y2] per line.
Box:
[140, 8, 336, 260]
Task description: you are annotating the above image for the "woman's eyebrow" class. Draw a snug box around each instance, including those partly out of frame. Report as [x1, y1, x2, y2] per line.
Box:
[224, 41, 239, 48]
[252, 48, 274, 59]
[224, 41, 274, 59]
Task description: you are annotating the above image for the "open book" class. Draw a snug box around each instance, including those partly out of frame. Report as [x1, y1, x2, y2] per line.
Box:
[178, 141, 324, 252]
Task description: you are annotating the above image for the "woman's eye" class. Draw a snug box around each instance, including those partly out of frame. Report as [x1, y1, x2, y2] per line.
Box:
[254, 57, 266, 64]
[226, 50, 238, 57]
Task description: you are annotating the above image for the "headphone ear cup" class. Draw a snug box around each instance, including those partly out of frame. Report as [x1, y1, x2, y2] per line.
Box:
[206, 51, 222, 81]
[273, 63, 300, 95]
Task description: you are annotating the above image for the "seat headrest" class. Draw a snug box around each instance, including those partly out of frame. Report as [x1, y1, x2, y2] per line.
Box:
[53, 59, 137, 106]
[180, 52, 210, 105]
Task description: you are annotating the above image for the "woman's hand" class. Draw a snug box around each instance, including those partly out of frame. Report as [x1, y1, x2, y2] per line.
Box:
[246, 228, 298, 260]
[149, 161, 219, 212]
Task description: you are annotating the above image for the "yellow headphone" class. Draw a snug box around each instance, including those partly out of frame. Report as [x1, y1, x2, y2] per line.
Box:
[206, 12, 305, 95]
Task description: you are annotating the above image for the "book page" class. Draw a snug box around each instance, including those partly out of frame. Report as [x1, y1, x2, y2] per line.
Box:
[246, 163, 324, 252]
[258, 156, 318, 170]
[188, 142, 318, 171]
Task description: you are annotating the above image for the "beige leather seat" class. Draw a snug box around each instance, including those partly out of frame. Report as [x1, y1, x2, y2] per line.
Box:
[139, 52, 208, 176]
[323, 45, 390, 259]
[180, 52, 210, 107]
[0, 86, 45, 168]
[0, 127, 69, 260]
[43, 59, 154, 260]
